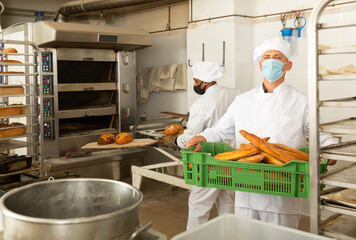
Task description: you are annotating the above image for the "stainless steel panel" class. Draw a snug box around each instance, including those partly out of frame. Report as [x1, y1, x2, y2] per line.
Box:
[59, 129, 116, 156]
[45, 148, 146, 180]
[118, 51, 136, 132]
[57, 83, 117, 92]
[58, 106, 116, 119]
[42, 49, 59, 159]
[32, 21, 152, 51]
[56, 48, 115, 61]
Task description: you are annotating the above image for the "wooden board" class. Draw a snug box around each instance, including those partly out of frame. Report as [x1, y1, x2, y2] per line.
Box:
[81, 138, 158, 149]
[160, 111, 189, 120]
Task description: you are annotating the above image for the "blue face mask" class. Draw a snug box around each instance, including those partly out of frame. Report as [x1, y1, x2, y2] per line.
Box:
[261, 59, 287, 82]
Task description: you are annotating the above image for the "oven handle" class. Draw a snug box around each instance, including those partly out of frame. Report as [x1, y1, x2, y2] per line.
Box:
[83, 57, 94, 61]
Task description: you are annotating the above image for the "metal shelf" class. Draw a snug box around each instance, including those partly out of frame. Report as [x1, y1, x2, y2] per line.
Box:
[319, 19, 356, 29]
[0, 84, 38, 87]
[321, 214, 356, 240]
[0, 139, 38, 151]
[0, 94, 38, 98]
[319, 47, 356, 55]
[0, 114, 37, 119]
[322, 164, 356, 189]
[319, 118, 356, 135]
[0, 73, 38, 76]
[320, 97, 356, 107]
[321, 204, 356, 217]
[0, 62, 37, 66]
[319, 74, 356, 81]
[0, 133, 38, 141]
[0, 52, 37, 56]
[0, 165, 40, 177]
[321, 141, 356, 162]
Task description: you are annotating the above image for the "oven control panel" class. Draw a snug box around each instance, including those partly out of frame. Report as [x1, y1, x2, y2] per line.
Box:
[42, 52, 53, 72]
[42, 75, 53, 95]
[43, 98, 53, 117]
[43, 120, 54, 140]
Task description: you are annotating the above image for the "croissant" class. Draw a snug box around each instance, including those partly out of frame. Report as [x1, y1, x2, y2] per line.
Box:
[164, 123, 184, 135]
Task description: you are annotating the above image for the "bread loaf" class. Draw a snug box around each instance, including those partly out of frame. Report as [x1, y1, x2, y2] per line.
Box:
[237, 154, 265, 163]
[0, 60, 22, 64]
[164, 123, 184, 135]
[259, 152, 284, 165]
[0, 122, 26, 139]
[239, 130, 292, 163]
[115, 132, 133, 145]
[214, 146, 259, 161]
[0, 106, 21, 117]
[97, 134, 115, 145]
[269, 143, 309, 161]
[0, 48, 17, 53]
[0, 71, 25, 74]
[0, 86, 24, 95]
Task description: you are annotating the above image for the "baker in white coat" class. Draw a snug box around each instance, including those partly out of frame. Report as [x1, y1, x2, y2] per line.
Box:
[176, 61, 239, 230]
[186, 38, 338, 229]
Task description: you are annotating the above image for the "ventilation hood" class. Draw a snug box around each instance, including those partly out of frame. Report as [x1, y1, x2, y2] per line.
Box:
[32, 21, 152, 51]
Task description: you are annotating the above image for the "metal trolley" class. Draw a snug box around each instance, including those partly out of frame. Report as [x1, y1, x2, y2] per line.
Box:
[308, 0, 356, 238]
[0, 39, 43, 177]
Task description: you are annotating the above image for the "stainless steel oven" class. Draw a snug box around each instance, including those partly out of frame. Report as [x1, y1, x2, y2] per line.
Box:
[30, 21, 152, 159]
[41, 48, 137, 158]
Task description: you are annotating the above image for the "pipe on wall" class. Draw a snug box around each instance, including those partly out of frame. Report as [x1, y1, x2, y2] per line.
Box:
[55, 0, 166, 21]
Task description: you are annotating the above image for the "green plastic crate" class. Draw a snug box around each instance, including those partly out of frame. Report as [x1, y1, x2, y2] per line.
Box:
[180, 142, 328, 199]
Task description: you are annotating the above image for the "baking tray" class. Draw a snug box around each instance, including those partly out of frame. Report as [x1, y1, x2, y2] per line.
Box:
[321, 188, 356, 209]
[0, 155, 32, 174]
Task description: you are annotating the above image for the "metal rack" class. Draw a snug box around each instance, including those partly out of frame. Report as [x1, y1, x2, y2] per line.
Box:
[308, 0, 356, 239]
[0, 39, 43, 177]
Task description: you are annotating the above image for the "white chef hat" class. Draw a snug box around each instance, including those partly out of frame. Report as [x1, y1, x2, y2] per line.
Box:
[192, 61, 223, 83]
[253, 37, 291, 64]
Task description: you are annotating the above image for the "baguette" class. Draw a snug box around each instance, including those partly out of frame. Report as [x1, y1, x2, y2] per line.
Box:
[269, 142, 309, 161]
[239, 130, 292, 163]
[237, 154, 265, 163]
[214, 146, 259, 161]
[259, 152, 284, 165]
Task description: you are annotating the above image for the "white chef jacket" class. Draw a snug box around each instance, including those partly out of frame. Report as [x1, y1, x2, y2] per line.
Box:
[199, 82, 338, 214]
[177, 85, 240, 149]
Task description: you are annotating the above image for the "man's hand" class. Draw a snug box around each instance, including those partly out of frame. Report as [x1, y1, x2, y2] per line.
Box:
[162, 135, 178, 149]
[327, 159, 337, 166]
[186, 136, 207, 152]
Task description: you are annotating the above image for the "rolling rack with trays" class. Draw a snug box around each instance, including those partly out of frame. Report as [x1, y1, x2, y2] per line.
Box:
[0, 39, 44, 186]
[308, 0, 356, 239]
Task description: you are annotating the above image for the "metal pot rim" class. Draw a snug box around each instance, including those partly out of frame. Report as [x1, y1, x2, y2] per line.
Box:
[0, 178, 143, 225]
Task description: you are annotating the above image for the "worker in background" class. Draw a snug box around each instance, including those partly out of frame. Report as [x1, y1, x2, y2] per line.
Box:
[164, 61, 240, 230]
[186, 38, 338, 229]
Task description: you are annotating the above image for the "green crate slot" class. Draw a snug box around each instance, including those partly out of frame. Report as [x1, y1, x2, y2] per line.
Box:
[181, 142, 328, 199]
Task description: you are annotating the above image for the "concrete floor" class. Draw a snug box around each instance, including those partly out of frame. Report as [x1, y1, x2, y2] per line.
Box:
[138, 178, 310, 239]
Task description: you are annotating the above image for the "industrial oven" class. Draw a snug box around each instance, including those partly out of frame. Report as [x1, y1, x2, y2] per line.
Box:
[31, 21, 152, 159]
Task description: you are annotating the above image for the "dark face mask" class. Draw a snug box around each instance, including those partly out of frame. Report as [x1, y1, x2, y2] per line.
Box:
[194, 82, 206, 95]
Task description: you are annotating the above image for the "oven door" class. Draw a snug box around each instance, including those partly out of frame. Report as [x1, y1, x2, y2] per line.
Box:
[55, 48, 119, 156]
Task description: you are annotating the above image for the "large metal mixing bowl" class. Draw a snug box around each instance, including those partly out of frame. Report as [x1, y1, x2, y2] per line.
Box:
[0, 178, 143, 240]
